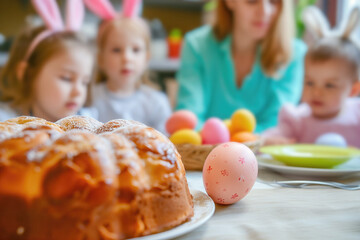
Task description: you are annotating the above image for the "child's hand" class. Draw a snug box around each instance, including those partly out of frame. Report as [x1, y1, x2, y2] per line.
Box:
[264, 136, 296, 146]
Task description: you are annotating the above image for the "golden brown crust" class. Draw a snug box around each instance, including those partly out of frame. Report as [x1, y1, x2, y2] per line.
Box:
[0, 116, 63, 141]
[30, 131, 119, 240]
[0, 116, 194, 240]
[4, 116, 64, 132]
[55, 115, 103, 132]
[3, 116, 47, 125]
[96, 119, 145, 134]
[0, 122, 22, 140]
[0, 127, 61, 240]
[0, 129, 59, 199]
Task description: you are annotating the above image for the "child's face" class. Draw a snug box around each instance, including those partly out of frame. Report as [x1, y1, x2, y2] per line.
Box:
[100, 25, 148, 91]
[302, 58, 354, 119]
[32, 47, 93, 122]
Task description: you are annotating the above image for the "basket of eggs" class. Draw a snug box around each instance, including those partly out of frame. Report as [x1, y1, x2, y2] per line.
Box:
[166, 109, 263, 170]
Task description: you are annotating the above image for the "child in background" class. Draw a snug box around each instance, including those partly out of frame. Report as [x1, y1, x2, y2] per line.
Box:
[263, 6, 360, 148]
[0, 0, 94, 122]
[85, 0, 171, 134]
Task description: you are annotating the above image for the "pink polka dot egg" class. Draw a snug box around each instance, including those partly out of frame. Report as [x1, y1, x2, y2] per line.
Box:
[202, 142, 258, 205]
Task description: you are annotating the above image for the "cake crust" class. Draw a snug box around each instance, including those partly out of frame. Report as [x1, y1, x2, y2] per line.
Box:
[0, 116, 194, 240]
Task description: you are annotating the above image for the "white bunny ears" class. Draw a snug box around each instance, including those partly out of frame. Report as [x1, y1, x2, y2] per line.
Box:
[23, 0, 85, 61]
[302, 5, 360, 40]
[84, 0, 142, 20]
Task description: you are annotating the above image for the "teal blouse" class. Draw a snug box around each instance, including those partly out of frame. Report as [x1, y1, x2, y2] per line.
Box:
[176, 25, 307, 133]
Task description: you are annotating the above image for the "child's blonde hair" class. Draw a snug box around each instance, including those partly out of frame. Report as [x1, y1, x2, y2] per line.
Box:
[306, 38, 360, 82]
[213, 0, 295, 77]
[96, 18, 151, 84]
[0, 26, 93, 114]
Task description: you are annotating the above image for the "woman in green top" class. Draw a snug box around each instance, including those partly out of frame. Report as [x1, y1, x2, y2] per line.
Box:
[176, 0, 307, 133]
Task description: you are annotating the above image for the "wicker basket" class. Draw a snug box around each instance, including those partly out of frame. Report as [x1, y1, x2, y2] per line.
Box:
[176, 139, 263, 171]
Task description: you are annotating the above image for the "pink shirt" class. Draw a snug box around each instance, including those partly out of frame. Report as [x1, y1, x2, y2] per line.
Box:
[263, 98, 360, 148]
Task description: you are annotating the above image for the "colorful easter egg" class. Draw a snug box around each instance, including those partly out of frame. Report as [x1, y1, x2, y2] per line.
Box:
[231, 109, 256, 133]
[231, 131, 257, 143]
[201, 118, 230, 144]
[169, 129, 202, 145]
[202, 142, 258, 205]
[315, 133, 347, 147]
[166, 110, 197, 135]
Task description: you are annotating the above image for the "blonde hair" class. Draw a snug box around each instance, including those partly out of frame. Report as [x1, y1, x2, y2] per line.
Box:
[306, 38, 360, 81]
[96, 17, 151, 84]
[213, 0, 295, 76]
[0, 27, 94, 114]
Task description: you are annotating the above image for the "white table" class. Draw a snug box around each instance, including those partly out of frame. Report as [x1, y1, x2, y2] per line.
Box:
[175, 169, 360, 240]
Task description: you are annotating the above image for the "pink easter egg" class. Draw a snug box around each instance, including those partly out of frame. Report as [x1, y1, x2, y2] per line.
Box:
[202, 142, 258, 205]
[201, 118, 230, 144]
[166, 110, 197, 135]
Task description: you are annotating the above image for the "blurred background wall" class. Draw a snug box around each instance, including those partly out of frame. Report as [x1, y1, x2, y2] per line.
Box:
[0, 0, 352, 40]
[0, 0, 358, 107]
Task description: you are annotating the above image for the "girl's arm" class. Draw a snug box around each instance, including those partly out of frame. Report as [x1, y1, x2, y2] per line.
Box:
[151, 92, 172, 135]
[262, 104, 301, 145]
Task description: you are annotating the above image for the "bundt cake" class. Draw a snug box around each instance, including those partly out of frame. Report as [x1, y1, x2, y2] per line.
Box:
[0, 116, 194, 240]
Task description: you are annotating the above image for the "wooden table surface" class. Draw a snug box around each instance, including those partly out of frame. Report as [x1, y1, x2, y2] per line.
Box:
[173, 168, 360, 240]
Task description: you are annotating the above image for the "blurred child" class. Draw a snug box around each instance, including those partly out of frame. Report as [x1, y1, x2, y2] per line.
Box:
[0, 0, 94, 122]
[85, 0, 171, 134]
[263, 6, 360, 147]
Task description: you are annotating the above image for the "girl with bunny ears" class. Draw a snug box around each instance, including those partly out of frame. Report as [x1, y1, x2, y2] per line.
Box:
[85, 0, 171, 134]
[263, 6, 360, 147]
[0, 0, 95, 122]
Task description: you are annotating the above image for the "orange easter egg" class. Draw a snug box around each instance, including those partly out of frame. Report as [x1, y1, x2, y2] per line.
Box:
[231, 132, 257, 143]
[166, 110, 197, 135]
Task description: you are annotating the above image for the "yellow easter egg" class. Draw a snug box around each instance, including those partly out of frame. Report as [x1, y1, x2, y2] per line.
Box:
[169, 129, 202, 145]
[231, 109, 256, 133]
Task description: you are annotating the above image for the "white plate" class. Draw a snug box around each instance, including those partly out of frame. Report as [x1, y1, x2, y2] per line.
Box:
[258, 154, 360, 178]
[129, 189, 215, 240]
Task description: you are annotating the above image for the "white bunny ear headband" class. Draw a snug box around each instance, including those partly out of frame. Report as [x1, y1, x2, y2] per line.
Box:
[23, 0, 85, 62]
[302, 5, 360, 42]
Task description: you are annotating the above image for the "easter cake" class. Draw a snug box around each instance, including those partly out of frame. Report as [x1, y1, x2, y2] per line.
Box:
[0, 116, 194, 240]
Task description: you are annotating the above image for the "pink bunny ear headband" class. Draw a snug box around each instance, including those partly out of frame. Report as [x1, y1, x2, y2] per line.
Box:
[84, 0, 142, 38]
[23, 0, 85, 62]
[84, 0, 142, 20]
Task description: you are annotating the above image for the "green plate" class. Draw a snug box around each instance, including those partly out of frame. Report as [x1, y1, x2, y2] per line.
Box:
[260, 144, 360, 169]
